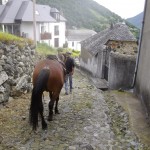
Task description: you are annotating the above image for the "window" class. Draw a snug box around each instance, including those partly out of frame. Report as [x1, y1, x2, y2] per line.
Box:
[54, 38, 59, 47]
[41, 25, 46, 33]
[54, 25, 59, 35]
[14, 24, 20, 36]
[50, 12, 60, 21]
[72, 42, 74, 47]
[55, 13, 60, 21]
[7, 25, 13, 34]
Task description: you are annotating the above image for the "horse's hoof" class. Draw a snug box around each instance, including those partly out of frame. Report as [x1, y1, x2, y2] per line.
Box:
[55, 110, 60, 114]
[42, 123, 47, 130]
[32, 127, 37, 131]
[47, 116, 53, 121]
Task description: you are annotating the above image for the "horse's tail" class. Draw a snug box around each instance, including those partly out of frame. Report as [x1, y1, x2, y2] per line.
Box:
[29, 69, 50, 130]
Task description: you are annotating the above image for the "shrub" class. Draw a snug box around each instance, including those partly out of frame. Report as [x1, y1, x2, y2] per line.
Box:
[36, 43, 57, 55]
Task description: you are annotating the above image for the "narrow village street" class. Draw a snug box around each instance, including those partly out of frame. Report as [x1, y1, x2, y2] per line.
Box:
[0, 68, 150, 150]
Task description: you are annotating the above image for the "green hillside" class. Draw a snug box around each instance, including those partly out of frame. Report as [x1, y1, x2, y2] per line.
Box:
[126, 12, 144, 29]
[37, 0, 139, 37]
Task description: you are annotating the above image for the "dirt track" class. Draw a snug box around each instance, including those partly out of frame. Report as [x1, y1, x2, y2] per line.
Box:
[0, 69, 149, 150]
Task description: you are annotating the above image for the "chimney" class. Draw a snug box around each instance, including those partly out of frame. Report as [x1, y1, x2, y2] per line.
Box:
[2, 0, 8, 5]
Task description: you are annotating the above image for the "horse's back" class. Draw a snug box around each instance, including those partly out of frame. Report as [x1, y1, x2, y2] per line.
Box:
[33, 59, 65, 91]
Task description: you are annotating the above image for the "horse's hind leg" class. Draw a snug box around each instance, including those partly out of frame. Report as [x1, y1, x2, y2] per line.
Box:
[48, 92, 60, 121]
[55, 97, 60, 114]
[47, 92, 55, 121]
[39, 100, 47, 130]
[48, 99, 55, 121]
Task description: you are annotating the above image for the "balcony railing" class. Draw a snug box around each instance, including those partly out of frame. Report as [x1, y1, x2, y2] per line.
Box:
[41, 32, 51, 40]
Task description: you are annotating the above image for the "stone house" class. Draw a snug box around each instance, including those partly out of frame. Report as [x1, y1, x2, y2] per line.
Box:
[0, 0, 66, 48]
[80, 23, 138, 89]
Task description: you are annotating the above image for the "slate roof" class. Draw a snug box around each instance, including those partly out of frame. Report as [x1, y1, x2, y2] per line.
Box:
[81, 23, 137, 56]
[0, 0, 66, 23]
[0, 0, 22, 23]
[0, 5, 5, 15]
[15, 2, 56, 22]
[66, 29, 96, 41]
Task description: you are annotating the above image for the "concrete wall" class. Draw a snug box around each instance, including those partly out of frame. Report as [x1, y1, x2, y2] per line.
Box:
[21, 22, 40, 41]
[80, 47, 104, 77]
[96, 50, 105, 78]
[21, 22, 38, 40]
[109, 52, 136, 89]
[80, 47, 98, 77]
[134, 0, 150, 119]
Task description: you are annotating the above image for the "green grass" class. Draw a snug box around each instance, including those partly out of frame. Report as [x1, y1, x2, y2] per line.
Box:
[36, 43, 57, 55]
[36, 43, 80, 57]
[0, 32, 80, 57]
[0, 32, 33, 46]
[72, 49, 80, 57]
[0, 32, 23, 43]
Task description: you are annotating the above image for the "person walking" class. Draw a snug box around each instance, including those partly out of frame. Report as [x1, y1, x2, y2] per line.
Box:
[64, 52, 75, 95]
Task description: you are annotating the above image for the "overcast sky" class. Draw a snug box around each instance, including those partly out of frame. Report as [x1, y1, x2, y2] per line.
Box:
[93, 0, 145, 19]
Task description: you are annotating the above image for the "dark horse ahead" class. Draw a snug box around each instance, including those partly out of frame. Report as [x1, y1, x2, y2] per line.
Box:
[29, 55, 66, 130]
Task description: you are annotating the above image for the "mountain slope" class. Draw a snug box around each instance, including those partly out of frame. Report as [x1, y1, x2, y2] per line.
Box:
[37, 0, 139, 37]
[126, 12, 144, 29]
[37, 0, 124, 32]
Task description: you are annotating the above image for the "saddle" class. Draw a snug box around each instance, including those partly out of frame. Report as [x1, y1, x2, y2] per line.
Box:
[46, 54, 66, 75]
[46, 55, 58, 60]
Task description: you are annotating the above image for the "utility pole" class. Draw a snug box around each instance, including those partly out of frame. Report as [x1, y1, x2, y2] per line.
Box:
[33, 0, 36, 46]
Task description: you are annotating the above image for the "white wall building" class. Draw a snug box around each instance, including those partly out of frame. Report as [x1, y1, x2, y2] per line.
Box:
[66, 29, 96, 51]
[0, 0, 66, 48]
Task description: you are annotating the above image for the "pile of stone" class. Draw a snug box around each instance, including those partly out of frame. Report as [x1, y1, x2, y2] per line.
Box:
[0, 41, 35, 103]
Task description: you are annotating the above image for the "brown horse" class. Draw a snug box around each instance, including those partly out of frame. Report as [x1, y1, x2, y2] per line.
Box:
[29, 55, 66, 130]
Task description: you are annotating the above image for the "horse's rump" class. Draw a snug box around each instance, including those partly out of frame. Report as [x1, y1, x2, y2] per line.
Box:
[33, 59, 65, 91]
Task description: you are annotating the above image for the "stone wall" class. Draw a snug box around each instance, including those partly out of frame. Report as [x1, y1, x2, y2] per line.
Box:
[0, 41, 36, 103]
[108, 51, 136, 90]
[106, 41, 137, 55]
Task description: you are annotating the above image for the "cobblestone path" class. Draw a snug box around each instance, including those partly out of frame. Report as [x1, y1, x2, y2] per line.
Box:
[0, 69, 149, 150]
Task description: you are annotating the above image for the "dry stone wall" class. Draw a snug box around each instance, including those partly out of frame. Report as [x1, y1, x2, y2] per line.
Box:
[0, 41, 36, 103]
